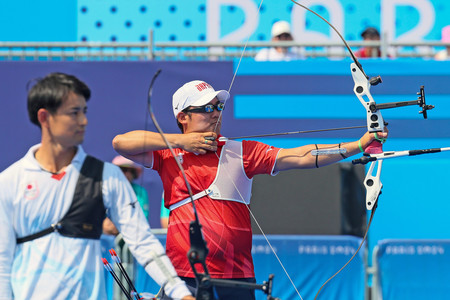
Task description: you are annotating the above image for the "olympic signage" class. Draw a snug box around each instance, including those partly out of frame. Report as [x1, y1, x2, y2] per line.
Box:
[207, 0, 441, 42]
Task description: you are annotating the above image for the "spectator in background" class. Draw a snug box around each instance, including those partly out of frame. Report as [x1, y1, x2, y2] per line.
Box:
[161, 192, 170, 228]
[255, 20, 303, 61]
[355, 27, 382, 58]
[103, 155, 150, 235]
[435, 25, 450, 60]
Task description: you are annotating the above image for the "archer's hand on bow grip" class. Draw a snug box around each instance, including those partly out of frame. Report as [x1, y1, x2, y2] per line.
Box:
[364, 130, 388, 154]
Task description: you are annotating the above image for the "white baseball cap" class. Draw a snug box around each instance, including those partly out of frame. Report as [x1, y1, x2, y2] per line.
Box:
[271, 21, 291, 38]
[172, 80, 230, 118]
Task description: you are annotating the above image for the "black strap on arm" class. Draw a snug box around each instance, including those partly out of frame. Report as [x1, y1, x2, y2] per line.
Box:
[16, 155, 106, 244]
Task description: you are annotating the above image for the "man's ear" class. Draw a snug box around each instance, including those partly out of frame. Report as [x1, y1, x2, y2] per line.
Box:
[177, 112, 189, 124]
[37, 108, 50, 128]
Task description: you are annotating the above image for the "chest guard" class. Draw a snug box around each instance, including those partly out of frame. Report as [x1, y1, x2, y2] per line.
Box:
[169, 140, 252, 211]
[16, 155, 106, 244]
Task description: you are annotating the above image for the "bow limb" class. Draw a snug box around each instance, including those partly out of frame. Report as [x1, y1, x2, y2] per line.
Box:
[147, 70, 198, 216]
[291, 0, 432, 208]
[290, 0, 386, 145]
[363, 160, 383, 210]
[353, 147, 450, 210]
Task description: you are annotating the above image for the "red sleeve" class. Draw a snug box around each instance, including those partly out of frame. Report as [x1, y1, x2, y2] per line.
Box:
[242, 140, 280, 178]
[151, 150, 162, 172]
[355, 48, 368, 58]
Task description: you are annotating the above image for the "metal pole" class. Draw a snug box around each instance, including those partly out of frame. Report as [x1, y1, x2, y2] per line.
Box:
[148, 29, 154, 60]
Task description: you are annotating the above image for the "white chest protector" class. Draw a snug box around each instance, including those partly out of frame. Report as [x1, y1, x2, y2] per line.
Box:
[169, 140, 252, 211]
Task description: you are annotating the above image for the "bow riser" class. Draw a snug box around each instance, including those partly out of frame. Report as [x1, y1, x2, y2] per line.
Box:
[350, 62, 385, 210]
[351, 63, 385, 134]
[364, 160, 383, 210]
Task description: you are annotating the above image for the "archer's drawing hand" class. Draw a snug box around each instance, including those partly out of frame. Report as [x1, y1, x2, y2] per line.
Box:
[180, 132, 218, 154]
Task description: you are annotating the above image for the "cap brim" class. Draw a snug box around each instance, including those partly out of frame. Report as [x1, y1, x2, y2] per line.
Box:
[190, 90, 230, 107]
[272, 29, 291, 37]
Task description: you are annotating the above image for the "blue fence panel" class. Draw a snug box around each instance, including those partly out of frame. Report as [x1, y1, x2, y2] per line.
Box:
[104, 235, 365, 300]
[374, 239, 450, 300]
[253, 235, 365, 300]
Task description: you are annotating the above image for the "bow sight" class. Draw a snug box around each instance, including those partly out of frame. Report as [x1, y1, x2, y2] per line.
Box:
[351, 64, 434, 136]
[371, 86, 434, 118]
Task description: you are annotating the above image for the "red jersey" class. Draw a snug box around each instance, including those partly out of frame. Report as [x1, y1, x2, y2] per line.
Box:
[152, 140, 280, 278]
[354, 47, 381, 58]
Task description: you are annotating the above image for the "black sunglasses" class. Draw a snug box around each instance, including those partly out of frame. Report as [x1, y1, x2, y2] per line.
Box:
[184, 102, 225, 113]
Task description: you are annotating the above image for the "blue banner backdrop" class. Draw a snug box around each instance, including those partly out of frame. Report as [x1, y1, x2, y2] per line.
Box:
[3, 0, 450, 43]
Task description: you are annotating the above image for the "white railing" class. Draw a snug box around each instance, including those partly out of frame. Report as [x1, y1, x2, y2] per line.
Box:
[0, 40, 448, 61]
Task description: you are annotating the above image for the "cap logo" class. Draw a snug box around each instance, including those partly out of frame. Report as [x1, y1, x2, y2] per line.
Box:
[195, 82, 212, 92]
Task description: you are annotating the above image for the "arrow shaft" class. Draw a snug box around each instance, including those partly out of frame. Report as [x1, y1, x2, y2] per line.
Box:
[222, 125, 366, 141]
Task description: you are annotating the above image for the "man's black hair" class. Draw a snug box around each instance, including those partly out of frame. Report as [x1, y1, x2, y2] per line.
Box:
[361, 27, 380, 39]
[27, 72, 91, 128]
